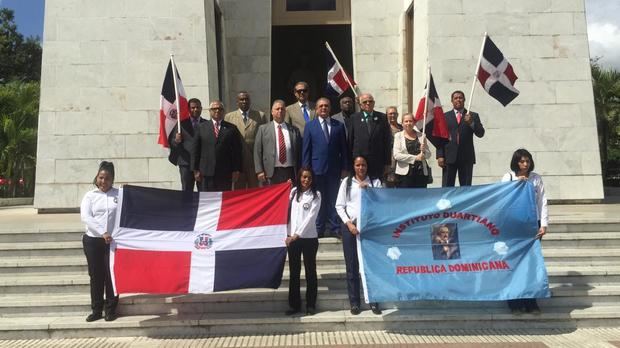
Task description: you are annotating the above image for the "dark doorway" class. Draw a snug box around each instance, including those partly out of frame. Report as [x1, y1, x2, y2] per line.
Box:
[271, 25, 354, 113]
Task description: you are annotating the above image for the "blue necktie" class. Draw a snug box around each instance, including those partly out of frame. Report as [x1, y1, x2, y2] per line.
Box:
[322, 119, 329, 142]
[302, 105, 310, 122]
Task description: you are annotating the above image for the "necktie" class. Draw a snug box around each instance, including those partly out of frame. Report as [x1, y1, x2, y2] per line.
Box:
[192, 119, 199, 132]
[456, 111, 462, 124]
[278, 124, 287, 164]
[302, 105, 310, 122]
[242, 111, 248, 125]
[322, 119, 330, 142]
[214, 121, 220, 138]
[455, 111, 461, 145]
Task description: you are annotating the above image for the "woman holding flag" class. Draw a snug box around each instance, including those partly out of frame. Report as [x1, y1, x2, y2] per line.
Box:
[393, 113, 432, 188]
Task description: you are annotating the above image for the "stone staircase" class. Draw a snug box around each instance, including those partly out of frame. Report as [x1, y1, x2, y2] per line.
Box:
[1, 216, 620, 339]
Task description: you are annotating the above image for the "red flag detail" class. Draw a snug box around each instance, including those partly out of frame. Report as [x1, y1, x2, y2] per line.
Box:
[114, 248, 191, 294]
[218, 183, 290, 230]
[158, 59, 190, 148]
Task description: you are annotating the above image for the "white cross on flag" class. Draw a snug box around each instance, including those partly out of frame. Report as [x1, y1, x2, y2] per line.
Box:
[477, 35, 520, 106]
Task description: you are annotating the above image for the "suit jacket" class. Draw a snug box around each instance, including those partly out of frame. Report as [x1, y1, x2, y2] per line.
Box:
[349, 111, 392, 178]
[302, 117, 350, 176]
[168, 117, 206, 166]
[225, 109, 267, 174]
[392, 131, 432, 175]
[436, 110, 485, 165]
[190, 119, 243, 178]
[331, 111, 353, 141]
[254, 121, 302, 178]
[285, 102, 315, 137]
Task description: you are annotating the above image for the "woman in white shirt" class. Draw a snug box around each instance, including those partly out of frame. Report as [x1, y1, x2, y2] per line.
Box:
[80, 161, 119, 322]
[335, 156, 383, 316]
[286, 167, 321, 316]
[392, 113, 432, 188]
[501, 148, 548, 314]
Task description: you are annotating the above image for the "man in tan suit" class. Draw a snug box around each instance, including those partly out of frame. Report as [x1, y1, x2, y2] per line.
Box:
[285, 81, 315, 137]
[225, 91, 267, 189]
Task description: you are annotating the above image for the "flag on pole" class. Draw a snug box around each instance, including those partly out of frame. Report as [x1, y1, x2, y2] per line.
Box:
[325, 49, 356, 96]
[477, 35, 519, 106]
[110, 183, 289, 294]
[414, 73, 449, 147]
[158, 59, 190, 148]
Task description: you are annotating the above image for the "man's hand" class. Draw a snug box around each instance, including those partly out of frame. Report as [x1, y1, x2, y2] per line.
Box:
[174, 133, 182, 144]
[194, 171, 202, 182]
[232, 171, 240, 183]
[257, 172, 266, 182]
[437, 157, 445, 168]
[464, 112, 473, 125]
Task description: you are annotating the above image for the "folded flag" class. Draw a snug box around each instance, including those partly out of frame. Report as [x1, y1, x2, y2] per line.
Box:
[414, 72, 449, 148]
[158, 59, 190, 148]
[477, 35, 520, 106]
[325, 48, 356, 96]
[110, 183, 290, 294]
[359, 181, 550, 302]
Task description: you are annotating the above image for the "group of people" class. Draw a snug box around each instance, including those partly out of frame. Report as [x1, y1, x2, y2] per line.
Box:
[79, 82, 549, 322]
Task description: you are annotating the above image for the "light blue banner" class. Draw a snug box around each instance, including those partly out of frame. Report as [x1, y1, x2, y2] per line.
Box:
[359, 181, 551, 302]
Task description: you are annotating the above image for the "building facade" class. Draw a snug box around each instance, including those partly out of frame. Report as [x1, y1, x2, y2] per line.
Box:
[35, 0, 602, 209]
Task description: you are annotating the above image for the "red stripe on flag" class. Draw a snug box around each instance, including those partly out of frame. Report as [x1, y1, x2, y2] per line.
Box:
[114, 249, 191, 294]
[178, 96, 190, 123]
[504, 64, 518, 85]
[333, 70, 348, 91]
[477, 66, 490, 87]
[218, 183, 290, 230]
[431, 106, 449, 139]
[157, 109, 170, 147]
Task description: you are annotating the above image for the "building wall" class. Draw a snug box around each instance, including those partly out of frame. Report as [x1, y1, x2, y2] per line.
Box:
[35, 0, 219, 209]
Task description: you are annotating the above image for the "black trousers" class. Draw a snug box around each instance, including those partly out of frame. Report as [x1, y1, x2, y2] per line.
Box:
[341, 225, 361, 307]
[271, 167, 295, 185]
[287, 238, 319, 310]
[397, 173, 427, 188]
[314, 174, 341, 235]
[82, 235, 118, 314]
[442, 161, 473, 187]
[179, 165, 198, 192]
[200, 175, 232, 192]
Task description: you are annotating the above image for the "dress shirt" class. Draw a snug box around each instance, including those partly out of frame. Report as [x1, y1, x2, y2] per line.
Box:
[319, 117, 331, 137]
[335, 176, 383, 224]
[501, 171, 548, 227]
[274, 121, 294, 167]
[80, 187, 119, 238]
[289, 188, 321, 239]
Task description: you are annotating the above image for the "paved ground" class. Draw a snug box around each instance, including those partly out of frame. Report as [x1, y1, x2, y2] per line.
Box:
[1, 328, 620, 347]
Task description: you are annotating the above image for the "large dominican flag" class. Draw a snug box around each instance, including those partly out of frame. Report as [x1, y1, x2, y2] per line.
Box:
[359, 181, 550, 302]
[477, 35, 520, 106]
[110, 183, 290, 294]
[325, 49, 356, 96]
[158, 59, 190, 148]
[414, 73, 449, 148]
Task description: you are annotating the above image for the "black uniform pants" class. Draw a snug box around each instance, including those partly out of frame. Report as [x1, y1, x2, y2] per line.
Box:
[82, 235, 118, 314]
[287, 238, 319, 310]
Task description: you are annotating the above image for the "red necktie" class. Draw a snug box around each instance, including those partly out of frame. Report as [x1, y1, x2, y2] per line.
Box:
[456, 111, 462, 124]
[214, 121, 220, 138]
[278, 124, 286, 164]
[455, 112, 461, 144]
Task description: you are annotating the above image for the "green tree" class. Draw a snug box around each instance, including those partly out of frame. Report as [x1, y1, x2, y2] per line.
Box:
[0, 81, 39, 197]
[592, 61, 620, 183]
[0, 8, 42, 82]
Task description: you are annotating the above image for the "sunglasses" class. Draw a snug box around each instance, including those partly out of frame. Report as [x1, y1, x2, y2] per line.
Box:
[210, 107, 224, 111]
[361, 100, 375, 104]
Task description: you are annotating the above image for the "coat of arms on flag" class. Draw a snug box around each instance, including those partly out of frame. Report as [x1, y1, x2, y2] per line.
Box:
[477, 35, 520, 106]
[158, 58, 190, 148]
[110, 183, 290, 294]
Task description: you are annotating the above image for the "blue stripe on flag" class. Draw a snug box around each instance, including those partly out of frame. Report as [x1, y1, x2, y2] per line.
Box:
[213, 247, 287, 291]
[119, 185, 199, 231]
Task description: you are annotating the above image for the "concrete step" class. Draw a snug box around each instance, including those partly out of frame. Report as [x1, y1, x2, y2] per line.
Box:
[3, 305, 620, 339]
[0, 241, 83, 257]
[2, 283, 620, 318]
[542, 248, 620, 262]
[549, 222, 620, 233]
[542, 232, 620, 248]
[0, 229, 83, 243]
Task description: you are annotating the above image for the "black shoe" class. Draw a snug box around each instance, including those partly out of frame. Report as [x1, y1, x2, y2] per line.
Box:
[104, 312, 117, 321]
[370, 303, 382, 315]
[306, 307, 316, 316]
[526, 303, 541, 315]
[86, 312, 102, 322]
[285, 308, 301, 316]
[350, 305, 361, 315]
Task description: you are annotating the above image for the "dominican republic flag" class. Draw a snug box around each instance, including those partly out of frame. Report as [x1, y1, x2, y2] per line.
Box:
[325, 49, 356, 96]
[157, 59, 190, 148]
[110, 183, 290, 294]
[477, 35, 520, 106]
[414, 73, 449, 148]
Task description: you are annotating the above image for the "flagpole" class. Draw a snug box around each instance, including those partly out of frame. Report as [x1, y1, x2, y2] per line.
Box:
[325, 41, 358, 98]
[170, 54, 182, 133]
[421, 64, 431, 134]
[467, 32, 487, 114]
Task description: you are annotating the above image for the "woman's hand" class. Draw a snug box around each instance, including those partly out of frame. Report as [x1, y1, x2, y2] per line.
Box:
[359, 182, 369, 189]
[347, 221, 359, 235]
[102, 232, 113, 244]
[285, 235, 299, 246]
[536, 226, 547, 239]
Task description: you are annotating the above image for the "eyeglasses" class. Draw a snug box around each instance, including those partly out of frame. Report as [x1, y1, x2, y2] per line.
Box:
[361, 100, 374, 104]
[295, 89, 308, 93]
[210, 107, 224, 111]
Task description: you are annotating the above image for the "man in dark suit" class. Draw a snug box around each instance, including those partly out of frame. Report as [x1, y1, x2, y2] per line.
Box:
[168, 98, 206, 192]
[191, 100, 243, 192]
[437, 90, 485, 187]
[331, 96, 355, 141]
[303, 97, 349, 237]
[254, 100, 302, 185]
[348, 93, 392, 179]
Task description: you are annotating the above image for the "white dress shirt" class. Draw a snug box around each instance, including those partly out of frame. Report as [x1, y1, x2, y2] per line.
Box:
[501, 171, 548, 227]
[274, 121, 294, 167]
[319, 117, 332, 137]
[80, 187, 119, 238]
[335, 176, 383, 224]
[289, 187, 321, 239]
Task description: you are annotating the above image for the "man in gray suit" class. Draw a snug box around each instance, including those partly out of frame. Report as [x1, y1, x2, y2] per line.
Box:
[255, 100, 302, 185]
[225, 91, 267, 189]
[331, 95, 355, 141]
[285, 81, 315, 137]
